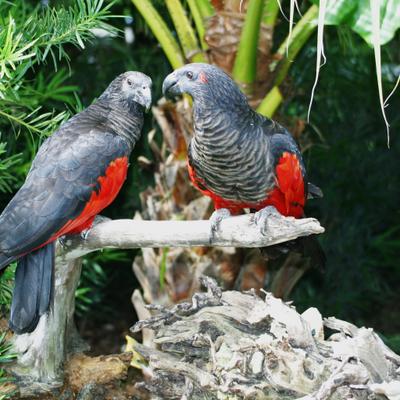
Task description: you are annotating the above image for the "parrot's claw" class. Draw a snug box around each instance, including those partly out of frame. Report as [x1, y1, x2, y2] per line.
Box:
[58, 235, 67, 249]
[254, 206, 280, 236]
[209, 208, 231, 238]
[80, 228, 91, 241]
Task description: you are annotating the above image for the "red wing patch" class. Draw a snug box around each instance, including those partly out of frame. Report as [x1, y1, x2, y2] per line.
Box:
[48, 156, 129, 241]
[265, 152, 305, 218]
[187, 152, 305, 218]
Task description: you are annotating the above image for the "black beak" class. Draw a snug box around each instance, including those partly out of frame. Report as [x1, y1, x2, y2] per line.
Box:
[162, 73, 180, 99]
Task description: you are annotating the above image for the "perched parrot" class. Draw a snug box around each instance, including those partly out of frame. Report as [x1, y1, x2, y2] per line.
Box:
[162, 63, 324, 263]
[0, 71, 152, 334]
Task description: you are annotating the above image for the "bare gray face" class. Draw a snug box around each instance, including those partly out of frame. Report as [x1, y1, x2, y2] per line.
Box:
[120, 71, 152, 111]
[162, 63, 214, 99]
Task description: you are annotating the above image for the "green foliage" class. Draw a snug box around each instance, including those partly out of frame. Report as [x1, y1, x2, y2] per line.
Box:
[232, 0, 265, 88]
[0, 333, 15, 365]
[0, 264, 15, 311]
[165, 0, 206, 63]
[320, 0, 400, 45]
[0, 142, 20, 193]
[288, 27, 400, 339]
[130, 0, 185, 69]
[0, 0, 117, 314]
[131, 0, 321, 116]
[75, 249, 130, 318]
[0, 0, 115, 140]
[0, 333, 16, 400]
[385, 334, 400, 354]
[0, 0, 117, 72]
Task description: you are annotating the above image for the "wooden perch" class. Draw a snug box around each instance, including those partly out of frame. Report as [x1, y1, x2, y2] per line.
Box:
[9, 211, 324, 397]
[132, 277, 400, 400]
[57, 209, 324, 261]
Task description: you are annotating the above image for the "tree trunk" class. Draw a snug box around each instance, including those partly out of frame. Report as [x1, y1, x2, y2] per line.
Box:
[11, 258, 85, 397]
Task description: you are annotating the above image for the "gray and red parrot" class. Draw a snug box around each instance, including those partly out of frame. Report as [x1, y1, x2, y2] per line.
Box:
[162, 63, 323, 262]
[1, 63, 323, 334]
[0, 71, 152, 333]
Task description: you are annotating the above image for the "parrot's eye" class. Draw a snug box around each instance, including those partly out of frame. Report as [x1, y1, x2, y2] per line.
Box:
[127, 79, 133, 86]
[186, 71, 194, 80]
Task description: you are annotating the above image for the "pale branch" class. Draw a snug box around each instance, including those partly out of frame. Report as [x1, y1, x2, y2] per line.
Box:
[11, 211, 324, 397]
[56, 208, 324, 262]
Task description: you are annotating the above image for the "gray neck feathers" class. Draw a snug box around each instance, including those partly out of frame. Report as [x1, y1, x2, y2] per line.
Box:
[85, 98, 144, 149]
[192, 91, 263, 151]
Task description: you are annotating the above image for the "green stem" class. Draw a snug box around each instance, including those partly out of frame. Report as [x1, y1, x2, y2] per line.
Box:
[257, 5, 319, 117]
[256, 86, 283, 117]
[272, 5, 318, 86]
[187, 0, 208, 50]
[263, 0, 280, 27]
[196, 0, 214, 18]
[165, 0, 207, 63]
[232, 0, 265, 90]
[131, 0, 185, 69]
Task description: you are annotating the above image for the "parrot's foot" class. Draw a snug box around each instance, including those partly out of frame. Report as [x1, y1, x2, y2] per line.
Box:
[80, 228, 91, 240]
[79, 216, 110, 240]
[254, 206, 280, 236]
[209, 208, 231, 238]
[58, 235, 67, 249]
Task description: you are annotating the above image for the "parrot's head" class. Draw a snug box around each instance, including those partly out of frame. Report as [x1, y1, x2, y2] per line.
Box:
[162, 64, 247, 109]
[103, 71, 152, 111]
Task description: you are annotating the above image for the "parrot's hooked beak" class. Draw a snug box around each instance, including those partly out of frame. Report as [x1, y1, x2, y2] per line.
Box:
[162, 72, 181, 99]
[135, 84, 152, 112]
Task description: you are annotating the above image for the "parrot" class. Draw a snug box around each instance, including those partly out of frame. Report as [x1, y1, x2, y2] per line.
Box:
[162, 63, 324, 264]
[0, 71, 152, 334]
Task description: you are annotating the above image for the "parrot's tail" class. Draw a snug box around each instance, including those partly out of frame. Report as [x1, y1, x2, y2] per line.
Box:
[300, 235, 326, 270]
[9, 242, 55, 334]
[260, 235, 326, 270]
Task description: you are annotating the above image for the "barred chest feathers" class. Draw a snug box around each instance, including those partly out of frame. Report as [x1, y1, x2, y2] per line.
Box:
[188, 122, 277, 205]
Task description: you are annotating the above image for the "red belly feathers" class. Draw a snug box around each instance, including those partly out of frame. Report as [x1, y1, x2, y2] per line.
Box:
[47, 156, 128, 243]
[188, 152, 305, 218]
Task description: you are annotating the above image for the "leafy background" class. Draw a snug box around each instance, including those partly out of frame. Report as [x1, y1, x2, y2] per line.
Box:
[0, 0, 399, 386]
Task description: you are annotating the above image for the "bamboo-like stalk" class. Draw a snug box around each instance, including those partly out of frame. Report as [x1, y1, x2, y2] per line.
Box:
[263, 0, 280, 27]
[131, 0, 184, 69]
[187, 0, 209, 50]
[256, 85, 283, 117]
[257, 5, 318, 117]
[188, 0, 214, 51]
[232, 0, 265, 90]
[273, 5, 319, 86]
[197, 0, 214, 18]
[165, 0, 207, 63]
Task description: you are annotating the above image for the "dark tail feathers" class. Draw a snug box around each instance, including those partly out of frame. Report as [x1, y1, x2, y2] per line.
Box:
[9, 242, 55, 334]
[298, 234, 326, 270]
[261, 234, 326, 270]
[307, 182, 323, 199]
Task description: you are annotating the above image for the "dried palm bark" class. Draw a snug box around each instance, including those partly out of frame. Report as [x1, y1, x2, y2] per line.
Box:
[132, 277, 400, 400]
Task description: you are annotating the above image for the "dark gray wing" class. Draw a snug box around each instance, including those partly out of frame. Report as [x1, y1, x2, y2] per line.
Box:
[0, 120, 130, 257]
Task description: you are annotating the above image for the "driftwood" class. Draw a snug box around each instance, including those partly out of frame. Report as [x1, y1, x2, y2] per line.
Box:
[132, 277, 400, 400]
[8, 212, 323, 397]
